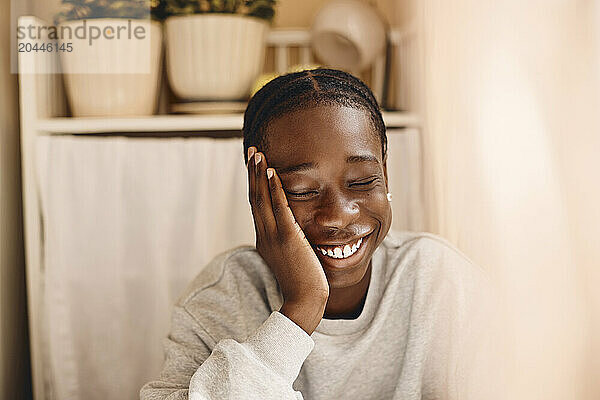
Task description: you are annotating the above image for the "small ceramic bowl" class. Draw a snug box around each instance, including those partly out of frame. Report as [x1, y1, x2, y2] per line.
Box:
[311, 0, 387, 71]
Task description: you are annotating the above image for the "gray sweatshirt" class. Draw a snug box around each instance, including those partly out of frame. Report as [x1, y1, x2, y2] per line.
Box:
[140, 231, 493, 400]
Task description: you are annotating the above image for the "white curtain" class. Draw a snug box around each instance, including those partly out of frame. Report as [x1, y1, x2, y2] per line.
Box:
[416, 1, 600, 398]
[35, 133, 422, 399]
[36, 136, 255, 400]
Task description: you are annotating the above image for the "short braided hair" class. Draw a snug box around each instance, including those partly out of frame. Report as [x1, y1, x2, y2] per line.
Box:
[242, 68, 386, 163]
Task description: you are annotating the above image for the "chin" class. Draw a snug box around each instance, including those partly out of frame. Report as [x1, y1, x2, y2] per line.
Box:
[324, 263, 370, 289]
[316, 230, 377, 289]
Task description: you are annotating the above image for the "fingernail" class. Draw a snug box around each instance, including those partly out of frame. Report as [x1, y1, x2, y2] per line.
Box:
[254, 153, 261, 165]
[247, 147, 255, 160]
[266, 168, 274, 179]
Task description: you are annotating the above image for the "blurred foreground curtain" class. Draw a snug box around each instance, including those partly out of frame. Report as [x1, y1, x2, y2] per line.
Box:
[0, 0, 29, 398]
[416, 1, 600, 399]
[34, 133, 421, 399]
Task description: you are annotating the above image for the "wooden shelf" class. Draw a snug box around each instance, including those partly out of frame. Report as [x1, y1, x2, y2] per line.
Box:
[36, 111, 419, 134]
[382, 111, 420, 129]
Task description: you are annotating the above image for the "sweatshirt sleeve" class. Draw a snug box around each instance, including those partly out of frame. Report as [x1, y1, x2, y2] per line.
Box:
[140, 308, 314, 400]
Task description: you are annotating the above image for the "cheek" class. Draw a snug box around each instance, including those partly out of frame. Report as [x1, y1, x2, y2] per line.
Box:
[361, 191, 392, 221]
[354, 186, 392, 238]
[287, 202, 313, 229]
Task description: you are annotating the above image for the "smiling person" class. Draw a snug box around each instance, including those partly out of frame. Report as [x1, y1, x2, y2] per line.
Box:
[141, 69, 494, 400]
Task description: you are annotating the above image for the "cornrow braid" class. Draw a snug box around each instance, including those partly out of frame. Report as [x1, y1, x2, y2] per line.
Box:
[242, 68, 387, 163]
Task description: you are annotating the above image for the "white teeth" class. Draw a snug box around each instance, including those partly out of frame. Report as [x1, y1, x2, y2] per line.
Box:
[343, 245, 352, 257]
[316, 235, 367, 260]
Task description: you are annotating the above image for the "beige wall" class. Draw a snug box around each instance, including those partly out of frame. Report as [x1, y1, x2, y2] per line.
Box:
[274, 0, 412, 28]
[1, 0, 29, 397]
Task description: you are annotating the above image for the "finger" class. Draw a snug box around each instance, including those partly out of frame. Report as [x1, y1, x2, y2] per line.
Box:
[247, 146, 256, 169]
[253, 152, 277, 235]
[247, 147, 265, 236]
[266, 168, 302, 237]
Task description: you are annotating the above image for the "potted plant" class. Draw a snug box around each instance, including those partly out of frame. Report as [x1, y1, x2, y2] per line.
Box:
[155, 0, 276, 101]
[55, 0, 164, 117]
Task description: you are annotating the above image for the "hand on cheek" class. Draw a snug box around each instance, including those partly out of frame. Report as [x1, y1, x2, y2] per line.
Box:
[247, 146, 329, 334]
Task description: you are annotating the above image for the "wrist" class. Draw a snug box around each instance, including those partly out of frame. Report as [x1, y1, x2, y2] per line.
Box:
[280, 295, 327, 335]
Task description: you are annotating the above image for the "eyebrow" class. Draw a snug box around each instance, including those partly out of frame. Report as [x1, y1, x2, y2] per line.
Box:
[275, 162, 316, 175]
[346, 154, 379, 164]
[275, 155, 380, 175]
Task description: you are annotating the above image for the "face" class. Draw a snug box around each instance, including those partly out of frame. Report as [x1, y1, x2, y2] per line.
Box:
[263, 104, 393, 289]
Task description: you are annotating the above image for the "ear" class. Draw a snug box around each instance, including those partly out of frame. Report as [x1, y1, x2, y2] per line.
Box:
[382, 153, 389, 190]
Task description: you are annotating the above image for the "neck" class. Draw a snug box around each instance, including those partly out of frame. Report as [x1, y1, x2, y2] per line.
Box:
[323, 262, 372, 319]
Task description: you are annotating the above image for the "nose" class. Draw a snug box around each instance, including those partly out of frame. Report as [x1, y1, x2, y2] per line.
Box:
[313, 189, 359, 230]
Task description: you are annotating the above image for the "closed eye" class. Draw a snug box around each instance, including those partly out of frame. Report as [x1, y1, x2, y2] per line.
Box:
[285, 190, 318, 199]
[349, 177, 378, 187]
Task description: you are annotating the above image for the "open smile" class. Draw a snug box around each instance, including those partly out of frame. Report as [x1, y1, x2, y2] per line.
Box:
[313, 231, 373, 269]
[316, 236, 365, 259]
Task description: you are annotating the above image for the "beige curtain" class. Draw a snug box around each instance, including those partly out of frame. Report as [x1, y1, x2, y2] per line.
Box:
[416, 1, 600, 398]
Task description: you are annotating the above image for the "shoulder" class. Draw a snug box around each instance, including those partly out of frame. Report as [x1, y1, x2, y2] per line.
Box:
[174, 246, 280, 341]
[177, 246, 271, 306]
[383, 231, 496, 342]
[383, 230, 477, 262]
[383, 230, 486, 272]
[382, 230, 490, 297]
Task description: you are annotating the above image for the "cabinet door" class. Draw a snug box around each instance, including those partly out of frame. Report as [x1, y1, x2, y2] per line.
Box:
[386, 128, 425, 231]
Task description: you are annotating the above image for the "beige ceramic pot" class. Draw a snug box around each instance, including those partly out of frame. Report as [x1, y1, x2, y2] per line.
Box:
[59, 19, 163, 117]
[165, 14, 268, 100]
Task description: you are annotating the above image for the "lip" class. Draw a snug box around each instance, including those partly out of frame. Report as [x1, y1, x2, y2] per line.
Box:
[315, 235, 366, 247]
[312, 231, 373, 271]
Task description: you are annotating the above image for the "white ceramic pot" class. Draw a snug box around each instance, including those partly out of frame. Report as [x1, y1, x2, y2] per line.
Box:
[311, 0, 387, 71]
[59, 19, 163, 117]
[165, 14, 268, 100]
